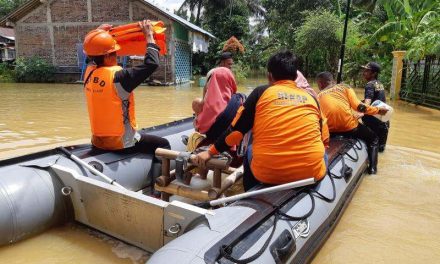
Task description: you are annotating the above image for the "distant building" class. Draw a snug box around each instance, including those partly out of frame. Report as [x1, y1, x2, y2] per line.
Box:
[0, 27, 15, 62]
[0, 0, 214, 83]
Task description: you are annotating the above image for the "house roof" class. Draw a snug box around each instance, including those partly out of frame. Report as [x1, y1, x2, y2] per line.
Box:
[0, 0, 41, 27]
[0, 0, 214, 38]
[0, 27, 15, 40]
[141, 0, 215, 38]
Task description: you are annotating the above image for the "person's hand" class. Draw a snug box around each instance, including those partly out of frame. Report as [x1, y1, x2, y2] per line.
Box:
[191, 151, 212, 169]
[139, 20, 155, 43]
[353, 112, 364, 119]
[98, 24, 112, 31]
[378, 107, 389, 115]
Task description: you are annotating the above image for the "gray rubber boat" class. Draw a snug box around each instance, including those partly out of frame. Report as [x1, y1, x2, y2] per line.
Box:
[0, 117, 367, 264]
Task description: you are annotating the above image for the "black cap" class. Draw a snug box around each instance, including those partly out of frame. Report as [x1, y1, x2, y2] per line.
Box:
[361, 62, 381, 73]
[220, 52, 233, 60]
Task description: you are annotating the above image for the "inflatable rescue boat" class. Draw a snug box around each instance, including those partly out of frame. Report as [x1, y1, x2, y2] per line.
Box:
[0, 117, 367, 264]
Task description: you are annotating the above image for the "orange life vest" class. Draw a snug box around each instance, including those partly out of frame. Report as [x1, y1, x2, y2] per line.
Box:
[110, 21, 167, 56]
[84, 65, 137, 150]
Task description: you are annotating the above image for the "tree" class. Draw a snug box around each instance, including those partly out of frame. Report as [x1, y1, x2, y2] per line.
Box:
[406, 17, 440, 60]
[0, 0, 27, 18]
[369, 0, 439, 52]
[347, 0, 440, 87]
[295, 10, 342, 75]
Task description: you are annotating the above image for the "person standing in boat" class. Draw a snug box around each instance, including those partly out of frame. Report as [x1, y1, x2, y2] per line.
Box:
[82, 20, 170, 155]
[361, 62, 390, 152]
[315, 72, 388, 174]
[193, 50, 330, 190]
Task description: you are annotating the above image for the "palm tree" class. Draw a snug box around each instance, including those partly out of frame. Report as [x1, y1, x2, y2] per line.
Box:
[178, 0, 265, 26]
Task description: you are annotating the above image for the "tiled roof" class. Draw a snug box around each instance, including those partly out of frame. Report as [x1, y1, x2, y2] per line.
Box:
[0, 27, 15, 40]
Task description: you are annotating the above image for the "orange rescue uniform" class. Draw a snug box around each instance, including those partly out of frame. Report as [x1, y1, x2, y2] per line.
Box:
[84, 65, 137, 150]
[317, 84, 379, 132]
[210, 80, 329, 184]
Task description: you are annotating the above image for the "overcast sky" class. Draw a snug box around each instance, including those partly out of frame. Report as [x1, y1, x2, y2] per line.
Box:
[149, 0, 185, 12]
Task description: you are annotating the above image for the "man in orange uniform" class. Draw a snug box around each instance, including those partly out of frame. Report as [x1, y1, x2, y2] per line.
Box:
[193, 51, 329, 190]
[316, 72, 387, 174]
[83, 20, 170, 156]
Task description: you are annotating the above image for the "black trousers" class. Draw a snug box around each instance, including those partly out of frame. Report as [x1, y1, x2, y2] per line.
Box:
[333, 123, 378, 148]
[362, 115, 390, 149]
[243, 151, 260, 191]
[113, 133, 171, 159]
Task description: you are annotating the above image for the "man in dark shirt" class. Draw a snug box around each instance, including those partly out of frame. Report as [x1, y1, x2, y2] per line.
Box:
[361, 62, 390, 152]
[83, 20, 170, 155]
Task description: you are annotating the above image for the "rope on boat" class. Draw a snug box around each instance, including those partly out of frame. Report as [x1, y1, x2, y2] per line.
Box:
[218, 139, 361, 263]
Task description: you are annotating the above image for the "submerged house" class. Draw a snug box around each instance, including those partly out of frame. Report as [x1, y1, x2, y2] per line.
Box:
[0, 27, 15, 62]
[0, 0, 214, 83]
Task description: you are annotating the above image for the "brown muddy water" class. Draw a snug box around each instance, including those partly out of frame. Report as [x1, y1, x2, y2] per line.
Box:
[0, 81, 439, 264]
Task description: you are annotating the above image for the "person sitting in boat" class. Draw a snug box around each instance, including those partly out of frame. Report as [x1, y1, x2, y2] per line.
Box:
[193, 50, 330, 191]
[219, 51, 234, 69]
[316, 71, 388, 174]
[361, 62, 390, 152]
[295, 70, 318, 97]
[82, 20, 170, 155]
[193, 67, 245, 141]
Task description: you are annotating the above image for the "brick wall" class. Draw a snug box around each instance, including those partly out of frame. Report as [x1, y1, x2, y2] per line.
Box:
[15, 0, 179, 83]
[92, 0, 129, 22]
[53, 24, 95, 66]
[22, 6, 47, 23]
[15, 25, 52, 61]
[51, 0, 88, 22]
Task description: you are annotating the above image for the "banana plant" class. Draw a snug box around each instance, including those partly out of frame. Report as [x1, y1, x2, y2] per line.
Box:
[369, 0, 439, 50]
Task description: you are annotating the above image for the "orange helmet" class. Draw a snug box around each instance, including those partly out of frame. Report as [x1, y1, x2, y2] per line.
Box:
[83, 29, 120, 56]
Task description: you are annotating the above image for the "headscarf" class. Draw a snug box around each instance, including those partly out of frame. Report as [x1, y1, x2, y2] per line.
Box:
[196, 67, 237, 133]
[296, 70, 318, 97]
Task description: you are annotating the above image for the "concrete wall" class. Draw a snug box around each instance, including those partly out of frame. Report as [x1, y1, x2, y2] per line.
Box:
[14, 0, 174, 83]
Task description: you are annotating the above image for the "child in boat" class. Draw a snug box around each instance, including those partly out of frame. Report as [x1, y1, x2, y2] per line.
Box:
[192, 98, 204, 130]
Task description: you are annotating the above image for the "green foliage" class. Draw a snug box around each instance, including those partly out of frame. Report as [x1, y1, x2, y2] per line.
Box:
[0, 0, 27, 18]
[186, 0, 439, 90]
[232, 60, 250, 84]
[295, 10, 342, 75]
[406, 14, 440, 59]
[203, 0, 250, 41]
[14, 57, 56, 83]
[0, 63, 14, 82]
[367, 0, 439, 51]
[261, 0, 339, 48]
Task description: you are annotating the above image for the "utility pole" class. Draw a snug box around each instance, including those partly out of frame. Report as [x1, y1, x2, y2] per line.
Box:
[337, 0, 352, 83]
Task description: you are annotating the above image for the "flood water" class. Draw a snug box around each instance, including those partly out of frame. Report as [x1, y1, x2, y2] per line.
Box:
[0, 80, 439, 264]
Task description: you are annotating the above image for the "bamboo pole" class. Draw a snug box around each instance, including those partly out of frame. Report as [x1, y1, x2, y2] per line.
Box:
[208, 166, 244, 199]
[154, 183, 210, 201]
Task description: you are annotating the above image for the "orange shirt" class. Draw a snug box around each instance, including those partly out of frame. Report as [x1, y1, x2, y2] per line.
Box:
[317, 84, 379, 132]
[211, 80, 329, 184]
[252, 81, 327, 183]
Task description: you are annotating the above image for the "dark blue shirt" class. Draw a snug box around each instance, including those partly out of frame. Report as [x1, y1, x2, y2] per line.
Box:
[364, 80, 386, 103]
